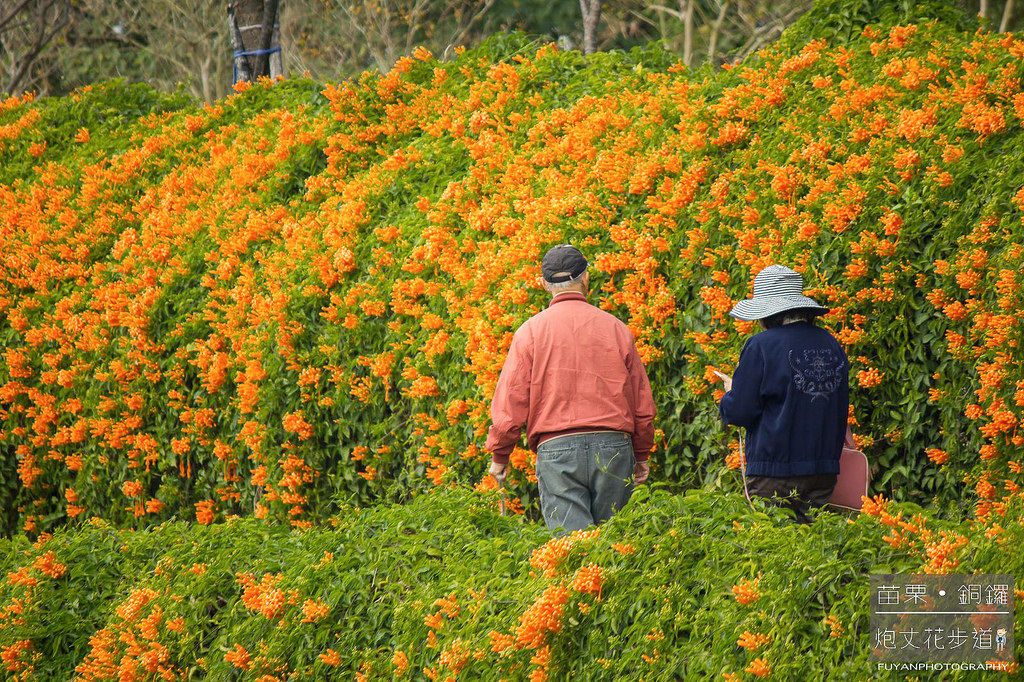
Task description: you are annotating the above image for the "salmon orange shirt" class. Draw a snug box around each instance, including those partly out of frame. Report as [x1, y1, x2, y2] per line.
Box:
[485, 292, 656, 464]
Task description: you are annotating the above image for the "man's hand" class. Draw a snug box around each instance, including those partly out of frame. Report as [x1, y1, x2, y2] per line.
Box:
[633, 460, 650, 485]
[489, 461, 507, 486]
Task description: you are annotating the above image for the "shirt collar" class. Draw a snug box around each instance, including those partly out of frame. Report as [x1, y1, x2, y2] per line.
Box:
[548, 292, 587, 307]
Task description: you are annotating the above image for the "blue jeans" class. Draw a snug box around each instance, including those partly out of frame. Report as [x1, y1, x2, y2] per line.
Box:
[535, 431, 635, 535]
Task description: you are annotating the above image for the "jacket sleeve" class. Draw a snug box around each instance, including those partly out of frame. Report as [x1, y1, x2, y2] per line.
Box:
[485, 326, 533, 464]
[719, 338, 764, 429]
[626, 339, 656, 462]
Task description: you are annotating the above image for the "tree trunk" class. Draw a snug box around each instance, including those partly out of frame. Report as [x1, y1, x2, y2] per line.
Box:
[579, 0, 601, 55]
[682, 0, 694, 67]
[979, 0, 989, 21]
[227, 0, 281, 83]
[270, 11, 283, 77]
[1000, 0, 1015, 32]
[255, 0, 280, 77]
[228, 4, 252, 83]
[201, 54, 213, 104]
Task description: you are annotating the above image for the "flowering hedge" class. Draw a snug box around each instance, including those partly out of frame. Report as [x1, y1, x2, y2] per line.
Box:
[3, 2, 1024, 670]
[1, 486, 1020, 680]
[1, 2, 1023, 540]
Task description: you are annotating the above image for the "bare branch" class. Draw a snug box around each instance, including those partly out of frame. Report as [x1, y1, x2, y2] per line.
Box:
[87, 3, 207, 84]
[446, 0, 496, 54]
[0, 0, 37, 33]
[683, 0, 695, 67]
[647, 3, 686, 20]
[3, 0, 69, 96]
[707, 0, 732, 62]
[402, 0, 432, 59]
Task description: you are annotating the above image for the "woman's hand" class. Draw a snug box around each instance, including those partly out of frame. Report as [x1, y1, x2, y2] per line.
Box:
[713, 369, 733, 392]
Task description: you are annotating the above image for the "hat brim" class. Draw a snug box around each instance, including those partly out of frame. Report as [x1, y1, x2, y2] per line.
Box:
[728, 295, 829, 321]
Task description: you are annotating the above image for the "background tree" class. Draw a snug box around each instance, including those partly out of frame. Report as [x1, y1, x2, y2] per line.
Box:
[619, 0, 813, 67]
[228, 0, 283, 83]
[997, 0, 1016, 31]
[284, 0, 500, 77]
[1, 0, 1022, 99]
[66, 1, 230, 103]
[579, 0, 602, 54]
[0, 0, 70, 96]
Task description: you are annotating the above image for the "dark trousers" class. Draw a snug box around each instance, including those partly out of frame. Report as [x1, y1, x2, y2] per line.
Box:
[745, 474, 837, 524]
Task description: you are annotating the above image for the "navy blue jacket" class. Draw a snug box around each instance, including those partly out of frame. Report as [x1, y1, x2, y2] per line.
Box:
[719, 322, 849, 477]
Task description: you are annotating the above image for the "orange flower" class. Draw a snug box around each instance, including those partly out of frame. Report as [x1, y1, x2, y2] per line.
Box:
[225, 644, 251, 670]
[488, 630, 514, 654]
[282, 411, 314, 440]
[475, 474, 499, 492]
[318, 648, 341, 666]
[404, 375, 439, 399]
[1, 640, 34, 673]
[195, 500, 215, 525]
[745, 657, 771, 676]
[433, 592, 460, 619]
[924, 533, 968, 573]
[301, 599, 329, 623]
[530, 529, 600, 578]
[860, 494, 888, 516]
[737, 631, 770, 650]
[856, 368, 884, 388]
[32, 551, 66, 578]
[121, 480, 143, 498]
[725, 441, 745, 470]
[732, 577, 761, 605]
[515, 584, 568, 649]
[115, 588, 158, 623]
[424, 612, 444, 630]
[438, 639, 471, 673]
[571, 563, 604, 598]
[239, 572, 287, 619]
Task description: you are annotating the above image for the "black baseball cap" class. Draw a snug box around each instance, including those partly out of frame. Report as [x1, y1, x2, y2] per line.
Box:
[541, 244, 588, 283]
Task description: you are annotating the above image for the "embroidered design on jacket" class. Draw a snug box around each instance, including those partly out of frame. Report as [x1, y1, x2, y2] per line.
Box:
[789, 348, 845, 401]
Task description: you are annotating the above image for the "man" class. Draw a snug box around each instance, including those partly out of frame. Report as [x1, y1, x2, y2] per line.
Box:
[485, 244, 656, 534]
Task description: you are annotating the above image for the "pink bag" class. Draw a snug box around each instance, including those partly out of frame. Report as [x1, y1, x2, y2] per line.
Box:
[828, 427, 870, 511]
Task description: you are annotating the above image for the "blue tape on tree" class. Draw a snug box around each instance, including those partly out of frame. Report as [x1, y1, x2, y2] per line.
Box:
[233, 46, 282, 84]
[233, 46, 282, 58]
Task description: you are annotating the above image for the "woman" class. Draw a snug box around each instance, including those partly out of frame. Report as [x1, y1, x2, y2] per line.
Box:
[717, 265, 849, 523]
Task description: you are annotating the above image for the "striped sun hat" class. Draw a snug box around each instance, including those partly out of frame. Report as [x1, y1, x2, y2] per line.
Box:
[728, 265, 829, 321]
